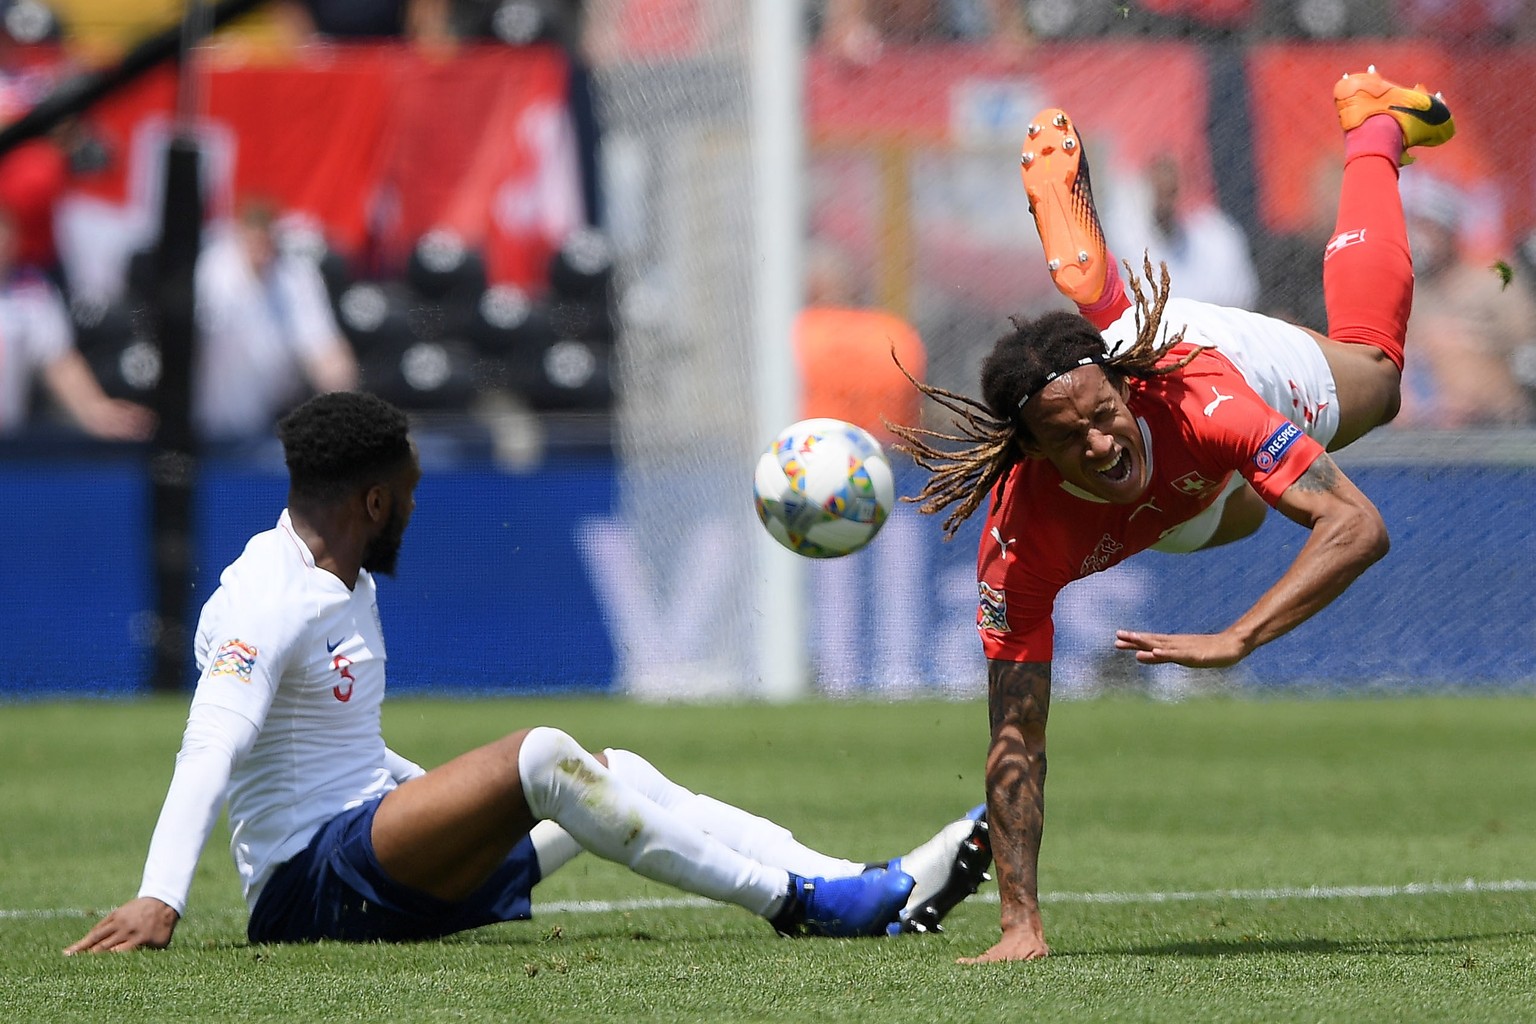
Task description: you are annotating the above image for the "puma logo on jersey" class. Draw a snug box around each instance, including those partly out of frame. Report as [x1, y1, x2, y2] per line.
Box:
[990, 526, 1016, 560]
[1203, 386, 1234, 417]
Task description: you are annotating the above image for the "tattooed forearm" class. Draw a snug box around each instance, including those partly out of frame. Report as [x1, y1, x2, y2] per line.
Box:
[1288, 452, 1341, 493]
[986, 659, 1052, 929]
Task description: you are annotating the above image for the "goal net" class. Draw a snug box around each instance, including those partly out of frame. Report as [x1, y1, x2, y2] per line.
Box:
[583, 0, 1536, 700]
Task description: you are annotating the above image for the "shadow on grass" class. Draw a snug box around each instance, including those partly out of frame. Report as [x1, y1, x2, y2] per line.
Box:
[205, 924, 1536, 959]
[218, 919, 763, 954]
[1075, 929, 1536, 958]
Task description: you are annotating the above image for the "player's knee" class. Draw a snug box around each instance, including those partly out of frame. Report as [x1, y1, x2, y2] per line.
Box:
[516, 726, 595, 821]
[1352, 363, 1402, 440]
[1324, 340, 1402, 443]
[1363, 353, 1403, 424]
[1377, 382, 1402, 425]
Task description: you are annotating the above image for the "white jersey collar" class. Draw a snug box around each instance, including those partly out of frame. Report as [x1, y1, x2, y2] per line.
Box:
[277, 508, 318, 569]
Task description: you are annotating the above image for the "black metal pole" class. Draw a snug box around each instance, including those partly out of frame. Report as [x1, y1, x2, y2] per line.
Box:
[147, 0, 217, 693]
[147, 135, 200, 692]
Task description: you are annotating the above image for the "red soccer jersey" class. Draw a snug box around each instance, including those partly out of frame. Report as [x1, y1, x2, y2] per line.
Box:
[976, 344, 1325, 662]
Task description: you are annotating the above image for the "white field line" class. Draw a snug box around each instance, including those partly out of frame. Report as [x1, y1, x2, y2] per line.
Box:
[1038, 877, 1536, 905]
[9, 878, 1536, 921]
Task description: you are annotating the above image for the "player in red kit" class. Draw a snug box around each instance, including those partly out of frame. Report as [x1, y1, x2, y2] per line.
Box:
[892, 68, 1456, 963]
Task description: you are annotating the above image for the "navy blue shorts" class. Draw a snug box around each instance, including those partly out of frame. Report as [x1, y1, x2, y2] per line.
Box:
[247, 798, 540, 943]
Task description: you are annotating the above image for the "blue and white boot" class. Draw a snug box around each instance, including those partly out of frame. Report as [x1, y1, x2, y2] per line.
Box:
[886, 804, 992, 935]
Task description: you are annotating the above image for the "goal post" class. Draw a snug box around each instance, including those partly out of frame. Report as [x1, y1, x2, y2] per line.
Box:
[591, 0, 813, 700]
[750, 0, 810, 700]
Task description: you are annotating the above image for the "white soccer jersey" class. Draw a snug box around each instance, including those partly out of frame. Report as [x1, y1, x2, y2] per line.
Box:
[138, 510, 398, 913]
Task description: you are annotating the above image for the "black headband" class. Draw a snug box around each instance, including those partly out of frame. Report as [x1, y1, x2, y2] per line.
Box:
[1016, 352, 1109, 410]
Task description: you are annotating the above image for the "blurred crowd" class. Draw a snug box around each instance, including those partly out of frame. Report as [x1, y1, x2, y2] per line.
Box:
[811, 0, 1536, 49]
[0, 0, 616, 453]
[0, 0, 1533, 452]
[804, 0, 1536, 431]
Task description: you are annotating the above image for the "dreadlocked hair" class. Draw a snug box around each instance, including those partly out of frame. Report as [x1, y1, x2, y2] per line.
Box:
[887, 257, 1205, 538]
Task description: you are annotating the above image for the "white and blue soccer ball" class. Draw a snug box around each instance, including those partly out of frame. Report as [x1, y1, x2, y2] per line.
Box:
[753, 417, 895, 558]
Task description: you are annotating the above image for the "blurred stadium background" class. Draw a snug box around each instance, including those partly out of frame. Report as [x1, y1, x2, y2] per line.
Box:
[1, 0, 1533, 702]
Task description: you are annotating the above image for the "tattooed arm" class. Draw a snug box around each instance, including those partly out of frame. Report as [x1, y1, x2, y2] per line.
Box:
[1115, 452, 1389, 667]
[959, 658, 1052, 964]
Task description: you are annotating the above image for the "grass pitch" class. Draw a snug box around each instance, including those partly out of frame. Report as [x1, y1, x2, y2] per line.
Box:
[5, 693, 1535, 1023]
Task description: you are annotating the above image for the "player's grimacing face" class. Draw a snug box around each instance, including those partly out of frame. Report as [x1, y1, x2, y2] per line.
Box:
[1021, 368, 1149, 504]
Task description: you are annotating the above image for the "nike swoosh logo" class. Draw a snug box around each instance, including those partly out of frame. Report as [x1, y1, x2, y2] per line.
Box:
[1390, 97, 1450, 126]
[326, 636, 346, 653]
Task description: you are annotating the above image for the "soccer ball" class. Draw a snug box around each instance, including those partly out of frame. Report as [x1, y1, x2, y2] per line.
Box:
[753, 418, 895, 558]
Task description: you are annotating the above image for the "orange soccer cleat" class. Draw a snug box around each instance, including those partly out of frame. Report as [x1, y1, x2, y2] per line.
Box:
[1334, 65, 1456, 165]
[1019, 108, 1109, 307]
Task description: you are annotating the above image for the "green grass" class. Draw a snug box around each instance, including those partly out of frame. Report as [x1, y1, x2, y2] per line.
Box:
[5, 694, 1536, 1022]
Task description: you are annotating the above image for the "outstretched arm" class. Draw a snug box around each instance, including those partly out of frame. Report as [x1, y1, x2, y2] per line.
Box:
[1115, 452, 1389, 667]
[960, 658, 1052, 964]
[65, 704, 255, 955]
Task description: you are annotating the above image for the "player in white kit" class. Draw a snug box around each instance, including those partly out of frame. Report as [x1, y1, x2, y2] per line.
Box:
[67, 391, 990, 951]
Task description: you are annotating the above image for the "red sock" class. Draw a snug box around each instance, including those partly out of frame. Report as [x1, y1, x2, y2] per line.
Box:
[1323, 116, 1411, 370]
[1078, 248, 1132, 330]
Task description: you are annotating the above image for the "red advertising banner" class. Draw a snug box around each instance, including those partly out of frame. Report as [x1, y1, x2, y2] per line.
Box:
[374, 45, 578, 289]
[804, 42, 1214, 314]
[808, 41, 1214, 202]
[53, 43, 577, 290]
[19, 38, 1529, 297]
[804, 38, 1532, 314]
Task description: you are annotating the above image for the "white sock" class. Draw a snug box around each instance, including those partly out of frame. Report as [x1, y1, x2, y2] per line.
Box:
[603, 747, 866, 879]
[529, 819, 582, 878]
[518, 727, 790, 916]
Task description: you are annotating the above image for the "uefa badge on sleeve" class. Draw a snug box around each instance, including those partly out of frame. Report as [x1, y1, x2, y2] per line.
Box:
[210, 639, 258, 684]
